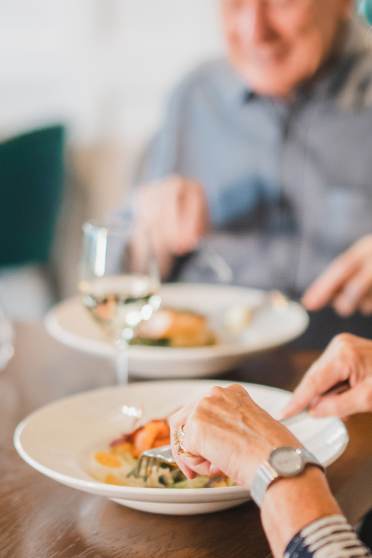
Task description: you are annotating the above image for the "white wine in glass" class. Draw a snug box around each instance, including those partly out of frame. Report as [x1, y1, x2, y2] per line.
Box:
[79, 217, 161, 384]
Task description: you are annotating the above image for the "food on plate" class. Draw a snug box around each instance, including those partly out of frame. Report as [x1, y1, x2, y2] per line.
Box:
[130, 307, 217, 348]
[112, 418, 171, 458]
[224, 292, 289, 335]
[224, 305, 253, 335]
[89, 418, 232, 489]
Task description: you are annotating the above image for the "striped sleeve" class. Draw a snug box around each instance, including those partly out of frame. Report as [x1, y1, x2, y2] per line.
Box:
[284, 515, 371, 558]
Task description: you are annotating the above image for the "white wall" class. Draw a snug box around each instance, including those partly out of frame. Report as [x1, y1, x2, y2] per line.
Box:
[0, 1, 92, 140]
[0, 0, 223, 146]
[111, 0, 223, 145]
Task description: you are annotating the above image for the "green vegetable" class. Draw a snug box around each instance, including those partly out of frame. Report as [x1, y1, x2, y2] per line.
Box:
[172, 476, 210, 489]
[129, 338, 171, 347]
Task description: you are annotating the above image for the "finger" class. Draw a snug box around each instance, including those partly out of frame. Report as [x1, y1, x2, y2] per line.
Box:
[168, 408, 187, 432]
[180, 452, 223, 478]
[174, 180, 190, 254]
[332, 267, 372, 317]
[174, 183, 206, 255]
[171, 440, 197, 479]
[281, 354, 346, 418]
[174, 432, 208, 478]
[130, 223, 149, 272]
[183, 183, 208, 249]
[313, 378, 372, 417]
[209, 464, 223, 477]
[133, 217, 172, 279]
[160, 182, 182, 255]
[226, 383, 250, 397]
[310, 388, 361, 418]
[168, 402, 194, 437]
[302, 251, 359, 311]
[139, 184, 177, 275]
[181, 456, 212, 477]
[359, 293, 372, 316]
[173, 193, 196, 254]
[172, 436, 203, 479]
[175, 457, 197, 479]
[141, 222, 171, 278]
[169, 404, 194, 456]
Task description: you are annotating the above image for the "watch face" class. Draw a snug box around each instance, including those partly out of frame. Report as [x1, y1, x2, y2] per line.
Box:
[269, 447, 304, 477]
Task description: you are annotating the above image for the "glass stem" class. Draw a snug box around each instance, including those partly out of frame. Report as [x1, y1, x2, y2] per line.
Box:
[114, 339, 129, 385]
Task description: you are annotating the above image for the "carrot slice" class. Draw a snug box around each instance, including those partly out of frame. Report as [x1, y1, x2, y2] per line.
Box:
[133, 420, 170, 456]
[95, 452, 122, 468]
[153, 436, 171, 448]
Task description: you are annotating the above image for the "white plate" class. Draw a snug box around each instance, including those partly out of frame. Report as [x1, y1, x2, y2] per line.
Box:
[45, 284, 309, 378]
[14, 380, 348, 516]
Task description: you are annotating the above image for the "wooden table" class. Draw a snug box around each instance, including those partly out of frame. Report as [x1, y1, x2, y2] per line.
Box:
[1, 323, 372, 558]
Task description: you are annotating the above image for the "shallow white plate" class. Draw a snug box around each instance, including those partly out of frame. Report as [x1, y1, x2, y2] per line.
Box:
[45, 284, 309, 378]
[14, 381, 348, 516]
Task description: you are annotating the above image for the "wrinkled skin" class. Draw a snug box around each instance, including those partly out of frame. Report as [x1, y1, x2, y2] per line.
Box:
[169, 384, 298, 486]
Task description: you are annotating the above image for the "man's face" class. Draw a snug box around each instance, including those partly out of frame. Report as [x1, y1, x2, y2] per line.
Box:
[222, 0, 352, 97]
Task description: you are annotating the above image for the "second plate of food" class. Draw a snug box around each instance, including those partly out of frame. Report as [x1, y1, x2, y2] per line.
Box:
[45, 283, 309, 378]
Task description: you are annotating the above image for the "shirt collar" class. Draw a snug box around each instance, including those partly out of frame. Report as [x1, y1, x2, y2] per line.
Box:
[218, 60, 257, 105]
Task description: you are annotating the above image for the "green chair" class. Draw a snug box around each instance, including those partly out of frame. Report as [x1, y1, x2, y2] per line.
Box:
[358, 0, 372, 24]
[0, 125, 65, 268]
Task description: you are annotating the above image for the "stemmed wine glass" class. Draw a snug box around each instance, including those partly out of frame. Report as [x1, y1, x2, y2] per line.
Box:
[79, 215, 161, 384]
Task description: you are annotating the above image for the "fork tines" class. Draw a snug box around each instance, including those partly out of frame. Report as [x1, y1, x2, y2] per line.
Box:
[134, 455, 156, 480]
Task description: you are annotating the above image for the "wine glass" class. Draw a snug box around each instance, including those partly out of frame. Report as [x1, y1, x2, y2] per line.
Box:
[79, 215, 161, 384]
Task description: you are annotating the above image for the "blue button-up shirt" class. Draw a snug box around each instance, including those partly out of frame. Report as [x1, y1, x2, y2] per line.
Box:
[136, 20, 372, 296]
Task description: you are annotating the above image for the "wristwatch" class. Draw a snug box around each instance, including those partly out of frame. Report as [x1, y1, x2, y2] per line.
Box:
[250, 446, 324, 508]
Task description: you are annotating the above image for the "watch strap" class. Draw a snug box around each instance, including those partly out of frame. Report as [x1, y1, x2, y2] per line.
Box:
[250, 461, 279, 508]
[250, 447, 324, 508]
[300, 447, 323, 469]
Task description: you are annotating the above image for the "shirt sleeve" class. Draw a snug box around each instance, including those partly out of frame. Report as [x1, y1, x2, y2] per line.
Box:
[284, 515, 371, 558]
[134, 80, 188, 186]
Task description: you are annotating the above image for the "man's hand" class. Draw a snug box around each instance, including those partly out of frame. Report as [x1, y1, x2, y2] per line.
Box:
[303, 235, 372, 316]
[282, 334, 372, 418]
[134, 176, 209, 278]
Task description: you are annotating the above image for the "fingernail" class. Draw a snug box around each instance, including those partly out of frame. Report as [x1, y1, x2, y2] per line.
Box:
[334, 296, 355, 316]
[279, 410, 290, 420]
[302, 299, 319, 312]
[336, 306, 353, 318]
[279, 403, 295, 420]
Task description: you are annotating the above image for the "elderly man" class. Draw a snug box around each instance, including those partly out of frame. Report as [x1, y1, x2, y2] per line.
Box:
[133, 0, 372, 346]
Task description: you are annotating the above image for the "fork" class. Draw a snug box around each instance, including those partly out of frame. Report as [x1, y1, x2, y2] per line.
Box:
[132, 445, 175, 479]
